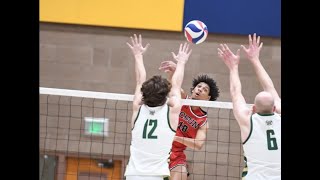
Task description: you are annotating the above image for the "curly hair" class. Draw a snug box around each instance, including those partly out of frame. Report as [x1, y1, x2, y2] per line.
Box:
[191, 74, 220, 101]
[141, 75, 171, 107]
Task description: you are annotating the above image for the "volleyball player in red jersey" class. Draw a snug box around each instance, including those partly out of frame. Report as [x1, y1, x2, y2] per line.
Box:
[159, 61, 220, 180]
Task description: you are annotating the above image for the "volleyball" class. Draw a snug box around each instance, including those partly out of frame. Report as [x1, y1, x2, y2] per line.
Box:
[184, 20, 208, 44]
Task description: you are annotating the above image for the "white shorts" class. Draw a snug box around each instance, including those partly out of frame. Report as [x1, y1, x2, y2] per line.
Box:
[125, 175, 168, 180]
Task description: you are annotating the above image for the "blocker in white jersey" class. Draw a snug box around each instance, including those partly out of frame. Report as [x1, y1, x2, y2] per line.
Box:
[125, 104, 176, 177]
[125, 34, 192, 180]
[218, 34, 282, 180]
[242, 113, 281, 180]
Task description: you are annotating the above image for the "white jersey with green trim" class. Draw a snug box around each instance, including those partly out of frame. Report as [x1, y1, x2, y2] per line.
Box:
[242, 113, 281, 180]
[125, 104, 176, 177]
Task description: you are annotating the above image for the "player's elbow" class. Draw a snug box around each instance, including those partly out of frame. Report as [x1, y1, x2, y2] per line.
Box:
[195, 141, 205, 150]
[231, 90, 242, 102]
[136, 78, 146, 85]
[136, 73, 146, 84]
[170, 87, 181, 98]
[230, 88, 238, 97]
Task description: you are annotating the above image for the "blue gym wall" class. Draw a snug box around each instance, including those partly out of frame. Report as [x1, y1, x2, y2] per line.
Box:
[183, 0, 281, 38]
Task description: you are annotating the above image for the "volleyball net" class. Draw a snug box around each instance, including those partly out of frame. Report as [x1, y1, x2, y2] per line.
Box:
[40, 87, 245, 180]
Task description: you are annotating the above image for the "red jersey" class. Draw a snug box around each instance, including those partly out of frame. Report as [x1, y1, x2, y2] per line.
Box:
[171, 104, 208, 152]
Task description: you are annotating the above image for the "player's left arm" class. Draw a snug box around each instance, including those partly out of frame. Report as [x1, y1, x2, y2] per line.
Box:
[174, 122, 208, 150]
[168, 43, 192, 130]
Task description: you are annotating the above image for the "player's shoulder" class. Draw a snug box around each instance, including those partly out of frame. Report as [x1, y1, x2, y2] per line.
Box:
[199, 107, 207, 116]
[275, 112, 281, 119]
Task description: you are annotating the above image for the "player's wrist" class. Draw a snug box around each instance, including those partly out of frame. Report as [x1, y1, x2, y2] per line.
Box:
[249, 57, 260, 63]
[176, 60, 187, 65]
[134, 54, 143, 58]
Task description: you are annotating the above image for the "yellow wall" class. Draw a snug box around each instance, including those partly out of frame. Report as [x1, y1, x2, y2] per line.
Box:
[40, 0, 184, 31]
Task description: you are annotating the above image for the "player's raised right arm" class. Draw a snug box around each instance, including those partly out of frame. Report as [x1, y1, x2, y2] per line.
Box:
[241, 33, 281, 114]
[170, 43, 192, 101]
[167, 43, 192, 129]
[218, 44, 251, 142]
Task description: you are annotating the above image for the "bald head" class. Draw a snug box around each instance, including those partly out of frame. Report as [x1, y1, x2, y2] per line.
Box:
[254, 91, 275, 113]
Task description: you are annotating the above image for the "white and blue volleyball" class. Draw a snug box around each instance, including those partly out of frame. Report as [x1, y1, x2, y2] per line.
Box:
[184, 20, 208, 44]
